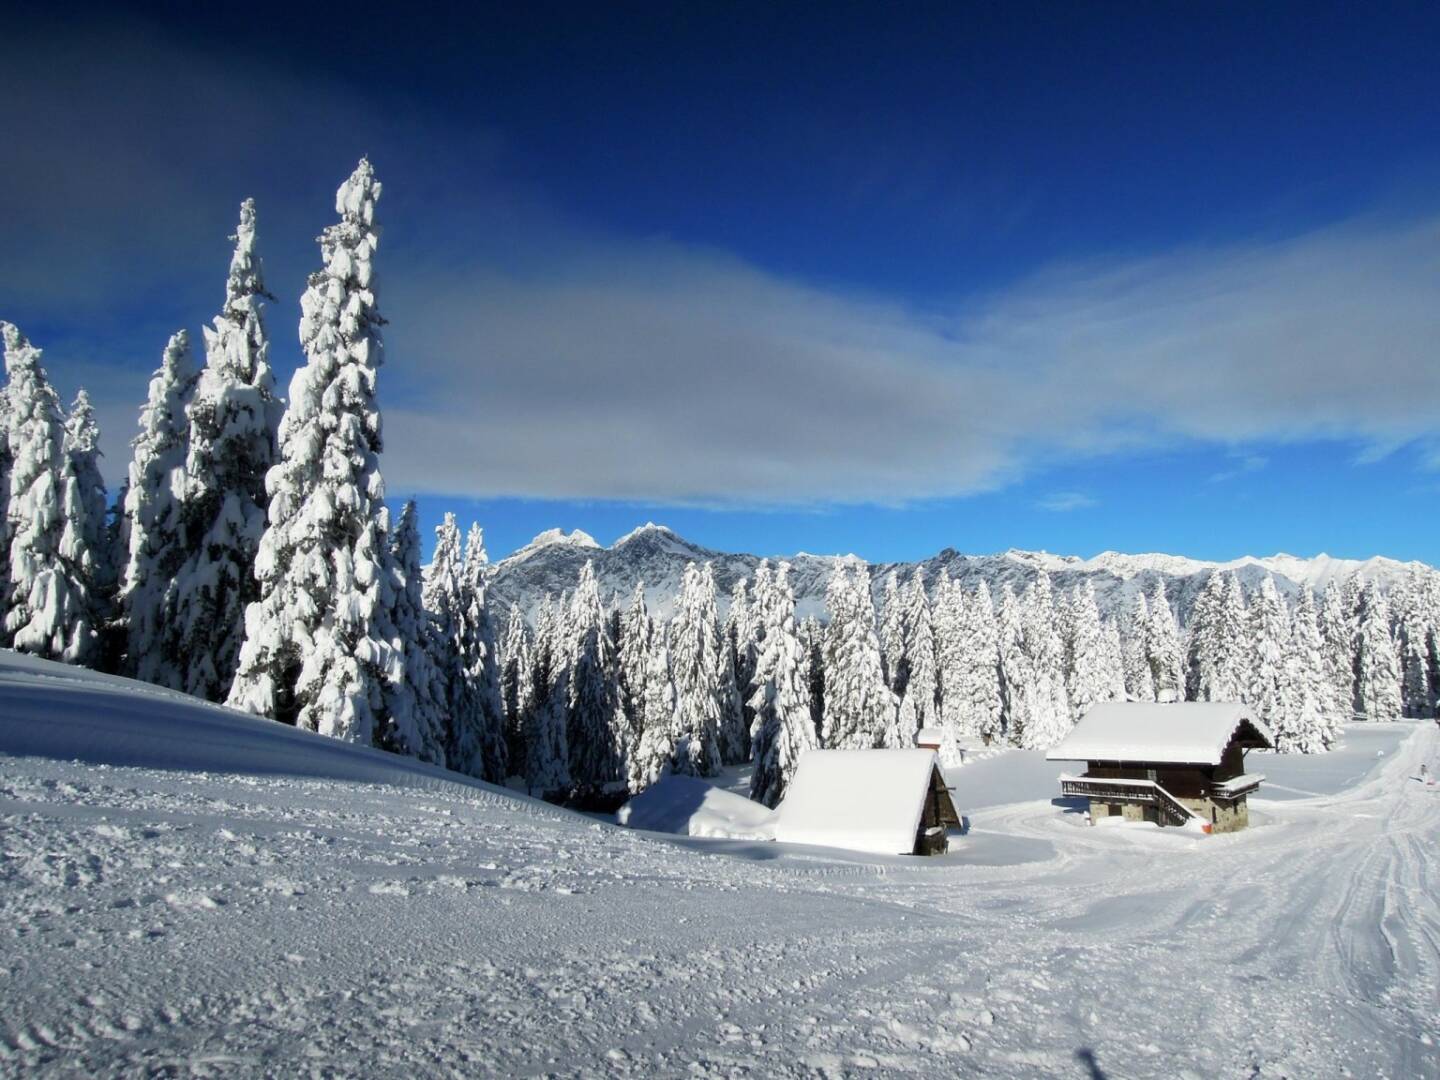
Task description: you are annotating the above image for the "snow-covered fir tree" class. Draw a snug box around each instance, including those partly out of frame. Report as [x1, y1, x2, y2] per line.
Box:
[0, 367, 11, 623]
[1393, 572, 1436, 719]
[1187, 572, 1249, 702]
[1319, 579, 1358, 721]
[748, 561, 816, 807]
[936, 579, 1004, 749]
[1144, 581, 1185, 699]
[56, 389, 108, 666]
[498, 606, 532, 778]
[667, 562, 725, 775]
[716, 608, 748, 767]
[630, 622, 677, 790]
[879, 569, 907, 694]
[171, 199, 281, 700]
[1245, 576, 1294, 738]
[1121, 591, 1156, 702]
[725, 574, 758, 737]
[900, 571, 938, 729]
[1063, 581, 1124, 721]
[227, 161, 402, 744]
[999, 573, 1071, 749]
[1353, 582, 1401, 722]
[1285, 587, 1333, 752]
[383, 502, 447, 764]
[524, 596, 571, 795]
[3, 324, 99, 661]
[799, 614, 825, 742]
[120, 331, 199, 684]
[617, 581, 652, 739]
[821, 563, 896, 749]
[564, 561, 628, 791]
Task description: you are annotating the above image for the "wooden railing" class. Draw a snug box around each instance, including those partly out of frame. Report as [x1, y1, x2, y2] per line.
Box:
[1059, 774, 1197, 828]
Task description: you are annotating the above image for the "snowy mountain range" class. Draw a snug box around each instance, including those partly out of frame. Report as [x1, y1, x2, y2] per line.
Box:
[486, 523, 1435, 626]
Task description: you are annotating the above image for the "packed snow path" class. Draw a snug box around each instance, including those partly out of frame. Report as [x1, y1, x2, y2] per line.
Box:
[1, 654, 1436, 1077]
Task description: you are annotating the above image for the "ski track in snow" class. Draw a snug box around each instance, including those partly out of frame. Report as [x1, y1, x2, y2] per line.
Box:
[1, 662, 1437, 1077]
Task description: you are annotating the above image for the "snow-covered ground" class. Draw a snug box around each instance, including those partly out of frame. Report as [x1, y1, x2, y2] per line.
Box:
[2, 651, 1437, 1077]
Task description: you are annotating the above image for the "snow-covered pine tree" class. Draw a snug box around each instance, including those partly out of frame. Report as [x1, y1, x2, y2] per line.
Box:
[380, 502, 445, 765]
[716, 599, 749, 767]
[748, 561, 816, 807]
[879, 569, 908, 695]
[935, 578, 1003, 750]
[1284, 587, 1331, 752]
[1319, 579, 1358, 722]
[1187, 572, 1249, 702]
[1144, 581, 1185, 699]
[1010, 573, 1072, 749]
[227, 161, 401, 744]
[1245, 576, 1294, 741]
[120, 331, 199, 684]
[901, 571, 938, 730]
[725, 573, 757, 737]
[172, 199, 282, 701]
[498, 606, 532, 778]
[3, 324, 100, 661]
[1393, 572, 1436, 719]
[423, 511, 467, 742]
[56, 389, 108, 666]
[447, 524, 508, 781]
[1064, 581, 1123, 721]
[821, 563, 897, 749]
[1121, 591, 1156, 702]
[799, 613, 826, 742]
[524, 596, 571, 796]
[1353, 582, 1402, 722]
[630, 621, 677, 791]
[667, 562, 725, 776]
[564, 560, 628, 792]
[617, 581, 652, 739]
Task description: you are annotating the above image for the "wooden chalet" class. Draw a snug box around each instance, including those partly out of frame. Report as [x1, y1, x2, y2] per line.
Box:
[775, 749, 961, 856]
[1046, 702, 1273, 834]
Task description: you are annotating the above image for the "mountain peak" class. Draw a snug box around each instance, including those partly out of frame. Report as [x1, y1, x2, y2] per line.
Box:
[612, 522, 677, 547]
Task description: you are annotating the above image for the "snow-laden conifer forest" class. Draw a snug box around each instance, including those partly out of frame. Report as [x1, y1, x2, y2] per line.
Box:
[3, 160, 1440, 810]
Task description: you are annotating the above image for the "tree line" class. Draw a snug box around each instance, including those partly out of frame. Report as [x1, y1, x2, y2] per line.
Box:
[2, 160, 1436, 811]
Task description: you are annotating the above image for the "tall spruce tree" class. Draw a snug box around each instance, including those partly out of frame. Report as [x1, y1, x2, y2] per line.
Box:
[121, 331, 199, 683]
[384, 502, 448, 764]
[498, 606, 532, 779]
[1064, 581, 1123, 721]
[748, 561, 816, 807]
[1246, 576, 1294, 738]
[901, 571, 938, 730]
[821, 563, 896, 749]
[57, 389, 108, 666]
[879, 569, 908, 694]
[3, 324, 98, 661]
[617, 581, 652, 741]
[1144, 581, 1185, 699]
[565, 561, 628, 790]
[631, 621, 677, 790]
[936, 579, 1003, 748]
[1121, 591, 1156, 702]
[1354, 582, 1402, 721]
[1187, 572, 1249, 702]
[172, 199, 281, 700]
[1001, 573, 1071, 749]
[227, 160, 400, 744]
[667, 562, 725, 775]
[455, 524, 508, 781]
[524, 596, 571, 795]
[1284, 588, 1332, 752]
[1319, 579, 1358, 721]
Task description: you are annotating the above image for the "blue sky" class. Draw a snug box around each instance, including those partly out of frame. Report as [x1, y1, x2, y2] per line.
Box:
[4, 2, 1440, 563]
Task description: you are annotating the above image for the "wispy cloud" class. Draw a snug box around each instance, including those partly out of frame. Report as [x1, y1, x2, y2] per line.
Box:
[1036, 492, 1098, 512]
[1208, 452, 1269, 483]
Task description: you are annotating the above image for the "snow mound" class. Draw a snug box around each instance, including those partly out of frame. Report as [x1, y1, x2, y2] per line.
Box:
[616, 775, 777, 840]
[0, 649, 553, 811]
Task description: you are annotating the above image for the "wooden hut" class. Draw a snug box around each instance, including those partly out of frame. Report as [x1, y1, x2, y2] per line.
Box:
[1046, 702, 1273, 833]
[775, 749, 961, 856]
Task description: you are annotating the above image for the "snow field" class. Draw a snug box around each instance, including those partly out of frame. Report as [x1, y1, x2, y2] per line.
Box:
[1, 654, 1437, 1077]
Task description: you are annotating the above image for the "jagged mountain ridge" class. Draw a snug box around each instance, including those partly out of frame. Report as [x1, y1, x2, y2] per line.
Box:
[485, 522, 1433, 627]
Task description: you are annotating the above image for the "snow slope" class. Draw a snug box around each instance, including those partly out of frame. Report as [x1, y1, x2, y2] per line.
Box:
[2, 651, 1437, 1077]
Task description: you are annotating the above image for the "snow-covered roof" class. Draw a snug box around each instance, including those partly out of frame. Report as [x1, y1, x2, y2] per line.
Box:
[775, 750, 954, 856]
[1046, 702, 1273, 765]
[915, 727, 943, 747]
